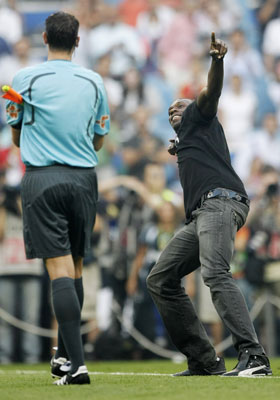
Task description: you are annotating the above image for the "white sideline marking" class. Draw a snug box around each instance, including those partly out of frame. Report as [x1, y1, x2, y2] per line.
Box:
[89, 372, 173, 376]
[89, 372, 280, 379]
[0, 370, 47, 374]
[236, 376, 277, 379]
[0, 370, 171, 377]
[0, 370, 279, 378]
[16, 370, 47, 374]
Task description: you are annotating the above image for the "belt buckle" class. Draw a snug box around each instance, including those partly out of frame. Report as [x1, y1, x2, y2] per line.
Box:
[221, 189, 229, 197]
[207, 191, 213, 199]
[235, 194, 241, 201]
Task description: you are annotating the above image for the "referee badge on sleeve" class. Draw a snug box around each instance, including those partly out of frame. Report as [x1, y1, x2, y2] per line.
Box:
[6, 103, 23, 123]
[96, 115, 109, 129]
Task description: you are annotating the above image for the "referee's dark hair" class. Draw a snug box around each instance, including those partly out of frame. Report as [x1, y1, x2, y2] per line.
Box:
[45, 12, 79, 52]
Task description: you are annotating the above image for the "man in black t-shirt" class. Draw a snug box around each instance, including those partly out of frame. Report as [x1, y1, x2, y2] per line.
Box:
[146, 33, 272, 377]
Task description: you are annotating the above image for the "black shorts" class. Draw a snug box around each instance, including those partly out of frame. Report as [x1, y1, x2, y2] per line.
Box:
[21, 165, 98, 259]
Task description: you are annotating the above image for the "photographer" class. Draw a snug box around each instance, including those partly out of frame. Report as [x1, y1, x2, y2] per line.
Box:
[245, 175, 280, 288]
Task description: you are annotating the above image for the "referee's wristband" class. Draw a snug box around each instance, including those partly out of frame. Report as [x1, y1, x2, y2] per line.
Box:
[11, 120, 23, 130]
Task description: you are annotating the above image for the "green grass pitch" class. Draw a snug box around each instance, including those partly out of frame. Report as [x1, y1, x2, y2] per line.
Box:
[0, 359, 280, 400]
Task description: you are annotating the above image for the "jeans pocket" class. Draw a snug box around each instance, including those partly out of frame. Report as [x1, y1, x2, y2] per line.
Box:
[231, 209, 243, 232]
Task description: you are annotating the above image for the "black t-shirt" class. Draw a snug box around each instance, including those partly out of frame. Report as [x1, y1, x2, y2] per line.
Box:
[176, 101, 247, 223]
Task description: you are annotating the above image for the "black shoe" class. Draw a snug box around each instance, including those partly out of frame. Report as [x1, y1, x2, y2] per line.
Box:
[223, 351, 272, 377]
[50, 356, 71, 378]
[53, 366, 90, 385]
[173, 357, 226, 376]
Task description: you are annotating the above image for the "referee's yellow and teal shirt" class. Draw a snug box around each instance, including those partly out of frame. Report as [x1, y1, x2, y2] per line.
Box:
[5, 60, 110, 167]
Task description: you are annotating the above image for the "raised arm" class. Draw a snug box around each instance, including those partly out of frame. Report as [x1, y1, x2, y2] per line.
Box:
[196, 32, 227, 119]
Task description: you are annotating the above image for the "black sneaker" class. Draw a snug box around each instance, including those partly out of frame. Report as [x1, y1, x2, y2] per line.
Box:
[50, 356, 71, 378]
[53, 366, 90, 385]
[173, 357, 226, 376]
[223, 351, 272, 377]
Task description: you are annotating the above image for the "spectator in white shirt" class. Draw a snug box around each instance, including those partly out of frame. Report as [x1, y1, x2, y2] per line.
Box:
[0, 0, 22, 46]
[224, 29, 264, 91]
[89, 4, 146, 78]
[250, 113, 280, 171]
[236, 113, 280, 182]
[219, 73, 257, 176]
[262, 9, 280, 73]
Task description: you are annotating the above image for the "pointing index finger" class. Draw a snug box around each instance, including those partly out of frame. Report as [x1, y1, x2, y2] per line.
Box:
[211, 32, 216, 44]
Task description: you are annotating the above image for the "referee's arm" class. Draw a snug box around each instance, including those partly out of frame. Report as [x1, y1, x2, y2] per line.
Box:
[93, 133, 105, 151]
[11, 126, 21, 148]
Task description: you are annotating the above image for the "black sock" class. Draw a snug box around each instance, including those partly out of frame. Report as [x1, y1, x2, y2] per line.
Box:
[55, 277, 84, 360]
[52, 277, 84, 373]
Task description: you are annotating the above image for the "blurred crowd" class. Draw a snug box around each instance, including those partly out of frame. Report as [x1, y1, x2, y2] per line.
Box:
[0, 0, 280, 363]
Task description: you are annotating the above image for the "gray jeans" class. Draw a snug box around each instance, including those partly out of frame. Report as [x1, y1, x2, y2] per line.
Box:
[146, 197, 264, 371]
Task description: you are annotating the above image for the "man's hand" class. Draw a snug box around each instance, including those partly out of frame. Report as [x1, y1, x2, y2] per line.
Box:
[209, 32, 227, 60]
[168, 139, 177, 156]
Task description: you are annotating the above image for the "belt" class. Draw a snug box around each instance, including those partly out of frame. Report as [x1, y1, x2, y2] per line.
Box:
[202, 188, 250, 207]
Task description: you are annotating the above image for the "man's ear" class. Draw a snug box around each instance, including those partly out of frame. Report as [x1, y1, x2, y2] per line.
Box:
[75, 36, 80, 48]
[42, 31, 48, 45]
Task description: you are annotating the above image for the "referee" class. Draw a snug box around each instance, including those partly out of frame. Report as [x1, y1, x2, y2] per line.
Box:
[5, 12, 110, 385]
